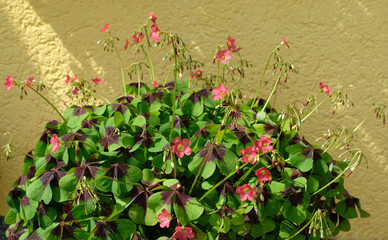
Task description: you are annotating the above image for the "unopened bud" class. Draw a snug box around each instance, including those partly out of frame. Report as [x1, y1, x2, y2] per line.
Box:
[305, 100, 309, 106]
[332, 110, 335, 116]
[284, 77, 287, 83]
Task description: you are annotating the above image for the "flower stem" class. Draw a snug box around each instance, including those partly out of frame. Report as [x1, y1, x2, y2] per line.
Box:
[294, 99, 330, 129]
[286, 210, 319, 240]
[262, 71, 283, 111]
[189, 111, 231, 196]
[113, 42, 127, 95]
[234, 158, 260, 187]
[199, 161, 250, 202]
[10, 144, 33, 158]
[168, 39, 179, 142]
[28, 87, 65, 122]
[312, 151, 361, 196]
[216, 61, 220, 85]
[90, 93, 110, 104]
[144, 28, 156, 82]
[251, 51, 274, 108]
[137, 65, 141, 96]
[46, 86, 67, 106]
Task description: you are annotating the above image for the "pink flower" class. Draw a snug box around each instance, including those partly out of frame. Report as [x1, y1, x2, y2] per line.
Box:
[173, 226, 195, 240]
[319, 82, 332, 95]
[226, 36, 242, 53]
[124, 39, 129, 50]
[240, 146, 257, 164]
[158, 209, 172, 228]
[72, 87, 79, 95]
[132, 31, 144, 44]
[171, 137, 192, 158]
[50, 134, 60, 153]
[282, 35, 290, 48]
[255, 167, 271, 185]
[254, 136, 273, 153]
[24, 76, 34, 89]
[236, 184, 256, 201]
[212, 83, 228, 101]
[149, 12, 157, 23]
[100, 23, 109, 33]
[150, 25, 161, 42]
[190, 70, 202, 80]
[151, 80, 158, 88]
[66, 74, 77, 84]
[92, 78, 102, 85]
[216, 49, 231, 64]
[4, 75, 14, 91]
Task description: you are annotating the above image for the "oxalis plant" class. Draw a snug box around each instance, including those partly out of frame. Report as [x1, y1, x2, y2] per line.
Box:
[3, 12, 385, 240]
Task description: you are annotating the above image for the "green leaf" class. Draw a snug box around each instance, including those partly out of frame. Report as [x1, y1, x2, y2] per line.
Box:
[193, 99, 204, 117]
[285, 145, 303, 154]
[216, 150, 237, 175]
[335, 200, 358, 219]
[250, 218, 275, 238]
[289, 152, 313, 172]
[59, 168, 78, 192]
[114, 111, 124, 127]
[132, 115, 146, 127]
[282, 199, 307, 224]
[279, 220, 296, 239]
[256, 111, 275, 125]
[26, 179, 45, 202]
[148, 135, 169, 153]
[4, 209, 17, 225]
[312, 159, 329, 175]
[293, 177, 307, 188]
[231, 212, 245, 225]
[307, 176, 319, 193]
[21, 198, 39, 220]
[38, 205, 57, 228]
[251, 124, 266, 136]
[269, 181, 286, 194]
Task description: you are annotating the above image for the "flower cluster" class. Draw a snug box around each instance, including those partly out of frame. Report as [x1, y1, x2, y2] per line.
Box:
[2, 11, 374, 240]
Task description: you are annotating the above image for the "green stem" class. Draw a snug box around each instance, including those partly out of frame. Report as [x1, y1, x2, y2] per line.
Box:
[164, 65, 174, 86]
[137, 65, 141, 96]
[10, 144, 34, 158]
[222, 64, 225, 83]
[251, 51, 274, 108]
[189, 112, 231, 196]
[113, 42, 127, 95]
[262, 71, 283, 111]
[234, 159, 260, 187]
[168, 41, 179, 142]
[199, 162, 249, 202]
[144, 28, 156, 82]
[28, 87, 65, 122]
[353, 116, 368, 132]
[46, 86, 67, 106]
[216, 61, 220, 85]
[286, 210, 319, 240]
[312, 152, 360, 196]
[90, 93, 110, 104]
[294, 99, 330, 129]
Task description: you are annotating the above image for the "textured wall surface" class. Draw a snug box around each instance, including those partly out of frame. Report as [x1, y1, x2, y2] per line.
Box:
[0, 1, 387, 239]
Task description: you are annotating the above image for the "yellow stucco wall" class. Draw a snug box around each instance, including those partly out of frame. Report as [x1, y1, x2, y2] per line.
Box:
[0, 1, 387, 239]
